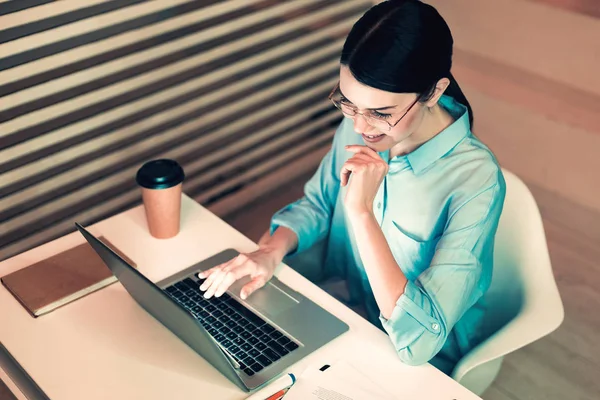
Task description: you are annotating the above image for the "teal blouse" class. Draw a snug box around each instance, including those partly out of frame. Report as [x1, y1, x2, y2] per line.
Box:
[270, 95, 506, 374]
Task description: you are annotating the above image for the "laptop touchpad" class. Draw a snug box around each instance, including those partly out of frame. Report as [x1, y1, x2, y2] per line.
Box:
[230, 279, 298, 318]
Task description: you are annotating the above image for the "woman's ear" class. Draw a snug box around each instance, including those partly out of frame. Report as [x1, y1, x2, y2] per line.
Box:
[425, 77, 450, 107]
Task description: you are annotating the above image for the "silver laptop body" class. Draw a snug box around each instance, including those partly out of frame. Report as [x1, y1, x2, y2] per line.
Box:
[75, 223, 348, 392]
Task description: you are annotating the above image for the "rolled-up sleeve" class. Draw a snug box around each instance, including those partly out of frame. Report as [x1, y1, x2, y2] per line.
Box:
[269, 119, 347, 256]
[380, 172, 506, 366]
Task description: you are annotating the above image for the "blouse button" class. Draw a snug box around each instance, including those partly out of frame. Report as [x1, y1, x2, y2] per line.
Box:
[377, 202, 382, 209]
[431, 323, 440, 332]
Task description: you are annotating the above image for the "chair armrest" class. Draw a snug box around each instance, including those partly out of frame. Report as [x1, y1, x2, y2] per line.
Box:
[452, 295, 564, 382]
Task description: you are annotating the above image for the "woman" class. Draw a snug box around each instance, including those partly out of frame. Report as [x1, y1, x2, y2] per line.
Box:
[198, 0, 506, 375]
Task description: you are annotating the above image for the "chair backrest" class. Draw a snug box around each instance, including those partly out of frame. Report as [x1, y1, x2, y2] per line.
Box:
[480, 169, 562, 338]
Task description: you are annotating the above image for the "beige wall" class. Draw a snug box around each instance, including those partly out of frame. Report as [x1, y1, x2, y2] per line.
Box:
[427, 0, 600, 236]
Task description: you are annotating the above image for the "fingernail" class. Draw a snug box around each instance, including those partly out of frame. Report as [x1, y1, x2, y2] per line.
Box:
[240, 292, 247, 300]
[198, 273, 204, 278]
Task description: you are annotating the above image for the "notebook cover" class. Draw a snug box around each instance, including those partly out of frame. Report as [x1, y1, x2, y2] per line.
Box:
[0, 237, 135, 317]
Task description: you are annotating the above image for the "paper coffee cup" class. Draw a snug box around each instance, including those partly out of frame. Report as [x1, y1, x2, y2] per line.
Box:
[136, 159, 185, 239]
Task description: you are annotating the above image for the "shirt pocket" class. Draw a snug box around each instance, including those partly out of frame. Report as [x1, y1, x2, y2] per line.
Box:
[387, 220, 438, 280]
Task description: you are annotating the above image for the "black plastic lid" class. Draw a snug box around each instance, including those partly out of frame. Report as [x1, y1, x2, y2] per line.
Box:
[136, 159, 185, 189]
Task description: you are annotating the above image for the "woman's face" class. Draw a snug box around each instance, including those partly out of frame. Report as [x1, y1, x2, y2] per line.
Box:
[338, 66, 427, 154]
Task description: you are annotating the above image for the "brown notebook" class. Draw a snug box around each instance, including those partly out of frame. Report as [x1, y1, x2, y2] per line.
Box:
[1, 237, 135, 317]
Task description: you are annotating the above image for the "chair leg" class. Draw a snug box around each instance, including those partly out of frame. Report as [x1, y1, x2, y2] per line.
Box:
[456, 357, 504, 396]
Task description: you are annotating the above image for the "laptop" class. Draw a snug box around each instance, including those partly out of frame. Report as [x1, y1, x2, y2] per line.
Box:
[75, 223, 348, 392]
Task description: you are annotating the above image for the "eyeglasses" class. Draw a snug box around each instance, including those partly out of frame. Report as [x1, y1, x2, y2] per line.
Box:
[328, 81, 420, 131]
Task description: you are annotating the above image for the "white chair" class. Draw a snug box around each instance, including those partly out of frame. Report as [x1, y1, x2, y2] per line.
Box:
[451, 169, 564, 396]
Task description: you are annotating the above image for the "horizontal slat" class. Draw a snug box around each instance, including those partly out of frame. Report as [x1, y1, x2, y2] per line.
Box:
[0, 0, 146, 43]
[0, 1, 360, 141]
[0, 76, 338, 240]
[0, 0, 328, 113]
[0, 0, 54, 17]
[0, 0, 107, 30]
[0, 0, 196, 62]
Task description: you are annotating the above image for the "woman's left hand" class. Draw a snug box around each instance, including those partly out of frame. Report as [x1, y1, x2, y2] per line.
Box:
[341, 145, 389, 216]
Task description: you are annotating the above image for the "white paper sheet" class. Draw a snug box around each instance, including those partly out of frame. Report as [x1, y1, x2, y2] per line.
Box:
[284, 362, 395, 400]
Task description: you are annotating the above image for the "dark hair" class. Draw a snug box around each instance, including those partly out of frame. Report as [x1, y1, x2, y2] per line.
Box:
[340, 0, 474, 127]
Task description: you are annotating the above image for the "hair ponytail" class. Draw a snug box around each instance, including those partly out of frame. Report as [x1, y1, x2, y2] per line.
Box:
[445, 72, 474, 127]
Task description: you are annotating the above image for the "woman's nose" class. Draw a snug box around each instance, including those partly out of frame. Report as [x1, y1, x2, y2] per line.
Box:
[352, 114, 370, 134]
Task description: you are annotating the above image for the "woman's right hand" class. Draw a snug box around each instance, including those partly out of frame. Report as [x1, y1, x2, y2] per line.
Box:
[197, 247, 283, 300]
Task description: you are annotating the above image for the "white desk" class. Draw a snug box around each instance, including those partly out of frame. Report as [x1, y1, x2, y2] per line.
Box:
[0, 195, 481, 399]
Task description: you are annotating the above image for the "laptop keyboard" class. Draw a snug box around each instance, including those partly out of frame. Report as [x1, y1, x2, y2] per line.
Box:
[164, 277, 299, 376]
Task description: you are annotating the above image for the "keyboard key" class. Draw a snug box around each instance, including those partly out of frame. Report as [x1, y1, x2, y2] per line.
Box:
[252, 328, 264, 337]
[220, 326, 231, 335]
[179, 296, 190, 303]
[255, 342, 267, 351]
[166, 285, 178, 293]
[230, 313, 242, 321]
[230, 345, 240, 354]
[238, 351, 248, 360]
[242, 355, 254, 365]
[206, 316, 216, 324]
[285, 342, 299, 352]
[243, 368, 254, 376]
[200, 310, 210, 319]
[240, 331, 252, 340]
[184, 278, 198, 288]
[213, 321, 224, 329]
[222, 339, 232, 348]
[191, 295, 203, 302]
[248, 349, 260, 358]
[216, 302, 229, 310]
[251, 363, 264, 373]
[248, 337, 259, 345]
[233, 337, 245, 346]
[238, 319, 249, 327]
[191, 306, 202, 313]
[246, 323, 257, 332]
[223, 307, 235, 315]
[268, 341, 289, 356]
[260, 325, 276, 334]
[208, 328, 219, 337]
[257, 354, 272, 367]
[226, 320, 237, 328]
[233, 326, 245, 334]
[220, 293, 232, 301]
[184, 301, 195, 309]
[270, 331, 283, 340]
[220, 316, 232, 324]
[241, 343, 253, 352]
[259, 334, 271, 342]
[262, 348, 281, 362]
[277, 336, 291, 346]
[214, 334, 225, 342]
[184, 290, 196, 297]
[226, 332, 238, 340]
[175, 282, 188, 291]
[205, 305, 217, 313]
[212, 310, 224, 318]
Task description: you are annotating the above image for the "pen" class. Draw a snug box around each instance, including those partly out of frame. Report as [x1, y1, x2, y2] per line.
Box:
[245, 373, 296, 400]
[265, 388, 288, 400]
